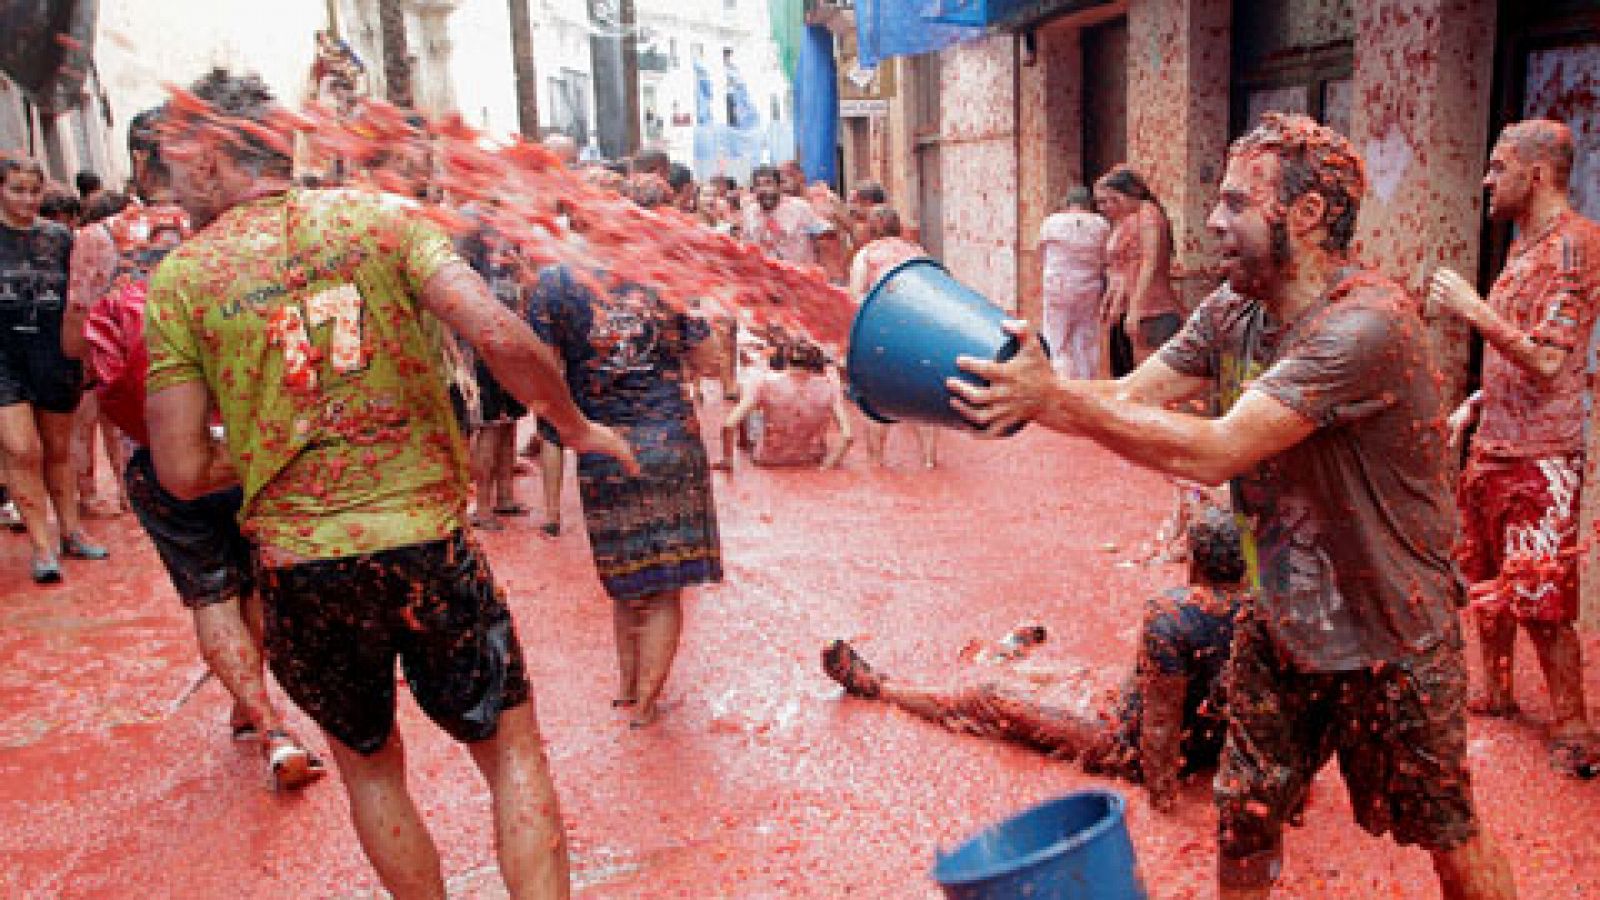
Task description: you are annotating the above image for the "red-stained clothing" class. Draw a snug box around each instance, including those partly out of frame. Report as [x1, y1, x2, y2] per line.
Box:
[75, 203, 192, 448]
[743, 196, 828, 266]
[1105, 202, 1180, 320]
[1473, 210, 1600, 459]
[848, 236, 925, 300]
[1457, 453, 1581, 624]
[749, 369, 837, 466]
[84, 279, 151, 446]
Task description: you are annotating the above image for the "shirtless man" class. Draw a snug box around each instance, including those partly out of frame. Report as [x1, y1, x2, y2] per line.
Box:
[144, 69, 635, 898]
[1428, 119, 1600, 777]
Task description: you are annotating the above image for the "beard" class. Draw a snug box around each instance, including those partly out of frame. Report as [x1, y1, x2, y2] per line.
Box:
[756, 192, 780, 212]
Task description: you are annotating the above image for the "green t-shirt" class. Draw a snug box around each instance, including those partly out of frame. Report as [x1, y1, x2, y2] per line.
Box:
[145, 188, 470, 559]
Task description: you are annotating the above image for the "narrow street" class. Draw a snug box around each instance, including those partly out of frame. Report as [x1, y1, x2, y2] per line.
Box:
[2, 407, 1597, 898]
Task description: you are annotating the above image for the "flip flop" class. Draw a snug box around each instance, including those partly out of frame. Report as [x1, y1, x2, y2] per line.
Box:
[266, 730, 327, 791]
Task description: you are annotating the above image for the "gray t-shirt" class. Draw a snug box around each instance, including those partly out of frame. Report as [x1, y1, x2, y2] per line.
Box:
[1160, 271, 1464, 672]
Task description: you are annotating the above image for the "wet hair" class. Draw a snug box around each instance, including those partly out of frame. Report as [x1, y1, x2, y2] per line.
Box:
[1096, 166, 1173, 246]
[1501, 119, 1575, 188]
[634, 150, 669, 175]
[750, 164, 780, 189]
[1188, 508, 1246, 585]
[1095, 166, 1159, 205]
[868, 204, 902, 238]
[1065, 185, 1093, 208]
[181, 68, 294, 177]
[127, 107, 172, 202]
[786, 339, 826, 373]
[0, 156, 43, 188]
[851, 180, 887, 204]
[1230, 112, 1366, 254]
[74, 170, 102, 199]
[83, 190, 131, 224]
[667, 162, 694, 192]
[40, 187, 81, 223]
[625, 173, 671, 209]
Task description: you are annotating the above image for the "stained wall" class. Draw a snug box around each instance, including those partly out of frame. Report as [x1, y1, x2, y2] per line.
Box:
[938, 36, 1020, 310]
[1125, 0, 1231, 307]
[1349, 0, 1497, 402]
[1017, 24, 1085, 327]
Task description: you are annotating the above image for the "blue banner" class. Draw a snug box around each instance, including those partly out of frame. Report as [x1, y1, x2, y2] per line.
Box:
[856, 0, 983, 69]
[795, 24, 838, 186]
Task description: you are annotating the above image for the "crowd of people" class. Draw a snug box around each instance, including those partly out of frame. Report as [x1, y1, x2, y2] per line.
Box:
[3, 53, 1597, 898]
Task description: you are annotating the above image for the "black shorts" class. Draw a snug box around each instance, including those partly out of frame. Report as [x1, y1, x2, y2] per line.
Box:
[1214, 617, 1477, 888]
[124, 446, 253, 609]
[474, 361, 527, 426]
[0, 331, 82, 413]
[258, 531, 531, 755]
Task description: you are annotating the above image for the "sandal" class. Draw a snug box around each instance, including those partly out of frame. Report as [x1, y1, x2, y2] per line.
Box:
[30, 552, 62, 585]
[61, 533, 109, 560]
[265, 730, 327, 791]
[822, 640, 884, 698]
[493, 503, 531, 516]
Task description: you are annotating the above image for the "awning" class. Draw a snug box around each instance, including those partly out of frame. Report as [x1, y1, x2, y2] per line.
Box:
[856, 0, 1111, 67]
[855, 0, 982, 69]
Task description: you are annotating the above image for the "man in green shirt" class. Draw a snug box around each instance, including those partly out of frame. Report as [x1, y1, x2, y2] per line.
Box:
[145, 68, 635, 899]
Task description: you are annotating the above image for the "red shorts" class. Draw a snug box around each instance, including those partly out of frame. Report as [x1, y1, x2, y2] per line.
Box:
[1455, 453, 1582, 624]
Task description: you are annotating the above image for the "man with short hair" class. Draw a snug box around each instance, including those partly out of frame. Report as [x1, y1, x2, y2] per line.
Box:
[950, 113, 1514, 898]
[144, 68, 636, 898]
[66, 106, 322, 789]
[743, 164, 829, 266]
[1429, 118, 1600, 777]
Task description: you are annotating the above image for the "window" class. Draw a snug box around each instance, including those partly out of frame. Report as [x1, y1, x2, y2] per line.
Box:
[1229, 0, 1354, 138]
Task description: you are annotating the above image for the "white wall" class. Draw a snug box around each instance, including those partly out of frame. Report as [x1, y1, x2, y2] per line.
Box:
[96, 0, 329, 181]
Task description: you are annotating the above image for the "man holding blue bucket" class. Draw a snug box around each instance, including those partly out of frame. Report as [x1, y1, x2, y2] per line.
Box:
[948, 113, 1515, 898]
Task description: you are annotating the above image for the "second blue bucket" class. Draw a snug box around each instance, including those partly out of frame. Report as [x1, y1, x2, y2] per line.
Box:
[932, 789, 1147, 900]
[846, 257, 1037, 432]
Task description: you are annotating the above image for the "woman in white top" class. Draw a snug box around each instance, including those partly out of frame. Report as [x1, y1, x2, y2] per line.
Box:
[1037, 186, 1110, 379]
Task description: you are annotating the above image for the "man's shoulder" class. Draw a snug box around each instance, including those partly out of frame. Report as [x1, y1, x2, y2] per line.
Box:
[1193, 281, 1253, 320]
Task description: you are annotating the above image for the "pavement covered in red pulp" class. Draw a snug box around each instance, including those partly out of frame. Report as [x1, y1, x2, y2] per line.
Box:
[2, 407, 1599, 898]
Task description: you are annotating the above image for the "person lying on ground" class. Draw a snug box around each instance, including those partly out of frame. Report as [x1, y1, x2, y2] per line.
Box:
[823, 507, 1248, 813]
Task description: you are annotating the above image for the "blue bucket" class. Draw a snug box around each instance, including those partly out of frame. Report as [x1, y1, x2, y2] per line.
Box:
[845, 257, 1040, 432]
[932, 790, 1147, 900]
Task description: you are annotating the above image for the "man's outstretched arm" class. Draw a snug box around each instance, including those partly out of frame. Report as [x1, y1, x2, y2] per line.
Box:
[949, 321, 1314, 486]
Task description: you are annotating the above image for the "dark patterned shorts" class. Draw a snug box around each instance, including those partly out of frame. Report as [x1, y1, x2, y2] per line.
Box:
[1214, 618, 1477, 889]
[124, 446, 252, 610]
[258, 531, 531, 755]
[0, 331, 82, 414]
